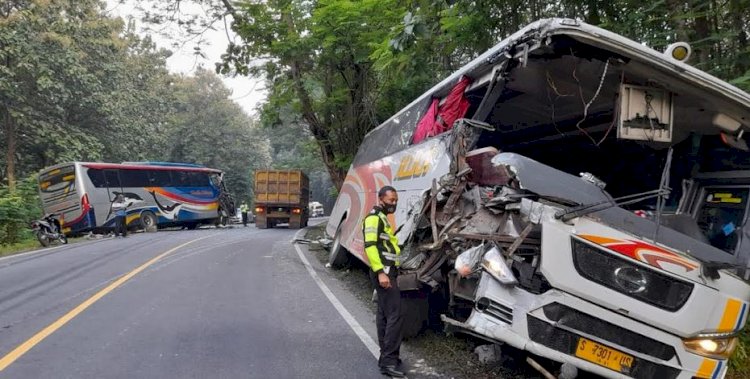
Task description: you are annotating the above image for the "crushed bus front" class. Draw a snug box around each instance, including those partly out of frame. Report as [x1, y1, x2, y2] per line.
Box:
[325, 18, 750, 378]
[433, 153, 750, 379]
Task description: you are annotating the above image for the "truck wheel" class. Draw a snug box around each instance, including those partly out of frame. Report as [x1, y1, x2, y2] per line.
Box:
[141, 211, 158, 233]
[328, 223, 349, 268]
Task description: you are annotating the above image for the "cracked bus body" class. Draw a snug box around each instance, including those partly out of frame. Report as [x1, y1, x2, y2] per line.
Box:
[326, 19, 750, 379]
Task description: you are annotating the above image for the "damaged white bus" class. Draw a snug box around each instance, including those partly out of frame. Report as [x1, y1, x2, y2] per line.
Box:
[326, 18, 750, 379]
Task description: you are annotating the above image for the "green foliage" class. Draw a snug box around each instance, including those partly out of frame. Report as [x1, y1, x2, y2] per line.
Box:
[0, 175, 41, 245]
[730, 327, 750, 377]
[1, 1, 274, 234]
[166, 68, 272, 204]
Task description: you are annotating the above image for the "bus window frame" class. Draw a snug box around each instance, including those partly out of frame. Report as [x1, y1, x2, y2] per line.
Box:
[103, 169, 122, 202]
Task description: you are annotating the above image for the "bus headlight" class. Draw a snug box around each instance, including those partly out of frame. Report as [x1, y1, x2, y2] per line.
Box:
[683, 336, 738, 359]
[481, 246, 517, 285]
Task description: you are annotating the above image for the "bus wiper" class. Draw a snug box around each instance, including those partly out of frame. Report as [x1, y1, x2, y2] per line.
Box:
[555, 188, 670, 222]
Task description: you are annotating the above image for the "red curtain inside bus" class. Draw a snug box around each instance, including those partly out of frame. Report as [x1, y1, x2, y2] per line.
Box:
[412, 76, 472, 144]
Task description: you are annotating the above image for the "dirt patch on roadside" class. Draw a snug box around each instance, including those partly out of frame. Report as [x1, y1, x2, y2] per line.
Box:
[304, 224, 543, 379]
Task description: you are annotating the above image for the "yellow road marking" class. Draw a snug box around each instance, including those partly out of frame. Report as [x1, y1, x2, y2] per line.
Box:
[0, 236, 212, 372]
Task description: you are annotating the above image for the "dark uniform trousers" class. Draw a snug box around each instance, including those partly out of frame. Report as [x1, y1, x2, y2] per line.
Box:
[370, 269, 402, 367]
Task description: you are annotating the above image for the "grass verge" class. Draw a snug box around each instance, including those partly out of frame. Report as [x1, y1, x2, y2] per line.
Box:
[0, 236, 84, 258]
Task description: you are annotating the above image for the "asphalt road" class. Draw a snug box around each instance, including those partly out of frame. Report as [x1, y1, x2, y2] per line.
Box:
[0, 220, 384, 379]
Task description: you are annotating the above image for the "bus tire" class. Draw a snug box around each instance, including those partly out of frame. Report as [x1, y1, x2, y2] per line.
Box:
[328, 223, 349, 268]
[140, 211, 158, 233]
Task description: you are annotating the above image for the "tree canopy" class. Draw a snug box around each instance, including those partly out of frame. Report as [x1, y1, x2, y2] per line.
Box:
[144, 0, 750, 189]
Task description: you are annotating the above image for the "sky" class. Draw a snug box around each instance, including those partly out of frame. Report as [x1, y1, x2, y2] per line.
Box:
[103, 0, 267, 116]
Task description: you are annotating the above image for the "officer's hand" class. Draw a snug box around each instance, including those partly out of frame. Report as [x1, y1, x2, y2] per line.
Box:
[378, 272, 391, 289]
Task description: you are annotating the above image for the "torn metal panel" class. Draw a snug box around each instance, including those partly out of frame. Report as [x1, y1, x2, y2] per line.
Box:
[519, 198, 563, 224]
[491, 153, 610, 206]
[457, 207, 506, 236]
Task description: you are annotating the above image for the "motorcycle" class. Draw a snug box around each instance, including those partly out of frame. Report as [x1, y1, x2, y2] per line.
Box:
[30, 214, 68, 247]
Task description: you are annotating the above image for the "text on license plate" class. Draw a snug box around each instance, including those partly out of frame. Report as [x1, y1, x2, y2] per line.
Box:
[575, 337, 634, 372]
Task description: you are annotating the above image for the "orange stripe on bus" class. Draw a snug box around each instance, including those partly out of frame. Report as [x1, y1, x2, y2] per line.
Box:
[719, 299, 742, 332]
[696, 358, 717, 378]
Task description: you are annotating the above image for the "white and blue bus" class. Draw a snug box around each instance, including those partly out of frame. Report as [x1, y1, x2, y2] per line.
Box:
[38, 162, 233, 235]
[326, 18, 750, 379]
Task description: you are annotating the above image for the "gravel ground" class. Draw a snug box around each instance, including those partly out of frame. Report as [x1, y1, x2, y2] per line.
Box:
[304, 224, 548, 379]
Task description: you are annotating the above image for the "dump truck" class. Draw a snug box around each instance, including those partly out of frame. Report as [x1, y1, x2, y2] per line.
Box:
[254, 170, 309, 229]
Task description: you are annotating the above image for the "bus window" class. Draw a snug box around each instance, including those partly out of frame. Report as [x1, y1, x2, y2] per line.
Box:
[696, 187, 749, 254]
[186, 172, 209, 187]
[120, 170, 150, 187]
[148, 170, 172, 187]
[104, 170, 121, 188]
[87, 168, 107, 188]
[173, 171, 190, 186]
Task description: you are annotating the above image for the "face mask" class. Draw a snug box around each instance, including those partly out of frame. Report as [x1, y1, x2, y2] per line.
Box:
[384, 203, 397, 214]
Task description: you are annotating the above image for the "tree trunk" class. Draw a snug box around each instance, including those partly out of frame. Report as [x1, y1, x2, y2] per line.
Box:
[586, 0, 601, 25]
[690, 1, 713, 68]
[2, 105, 16, 193]
[730, 0, 748, 76]
[665, 0, 690, 42]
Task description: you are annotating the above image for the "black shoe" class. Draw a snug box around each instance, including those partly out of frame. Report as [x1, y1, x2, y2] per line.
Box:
[380, 365, 405, 378]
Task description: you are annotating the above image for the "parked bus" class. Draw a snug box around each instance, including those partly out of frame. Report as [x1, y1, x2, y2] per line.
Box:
[38, 162, 234, 235]
[327, 18, 750, 379]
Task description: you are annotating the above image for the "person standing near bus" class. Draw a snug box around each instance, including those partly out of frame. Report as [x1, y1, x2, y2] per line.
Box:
[363, 186, 404, 378]
[240, 201, 250, 227]
[112, 194, 128, 237]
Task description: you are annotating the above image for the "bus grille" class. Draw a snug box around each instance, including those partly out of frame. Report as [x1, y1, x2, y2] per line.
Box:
[571, 239, 693, 312]
[476, 297, 513, 324]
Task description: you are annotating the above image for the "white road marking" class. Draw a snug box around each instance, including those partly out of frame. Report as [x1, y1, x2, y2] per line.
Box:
[292, 229, 380, 359]
[0, 240, 94, 263]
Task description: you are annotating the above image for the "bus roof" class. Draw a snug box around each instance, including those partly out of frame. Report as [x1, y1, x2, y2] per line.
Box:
[364, 18, 750, 140]
[121, 161, 207, 168]
[39, 162, 222, 174]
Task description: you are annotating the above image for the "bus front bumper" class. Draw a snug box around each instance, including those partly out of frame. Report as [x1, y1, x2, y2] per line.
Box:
[442, 274, 727, 379]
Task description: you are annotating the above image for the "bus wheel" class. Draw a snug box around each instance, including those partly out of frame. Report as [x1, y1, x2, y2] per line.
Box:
[186, 223, 198, 230]
[328, 223, 349, 268]
[141, 211, 158, 233]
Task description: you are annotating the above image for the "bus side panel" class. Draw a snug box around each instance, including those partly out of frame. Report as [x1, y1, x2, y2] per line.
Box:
[82, 181, 219, 230]
[328, 136, 452, 264]
[145, 186, 219, 224]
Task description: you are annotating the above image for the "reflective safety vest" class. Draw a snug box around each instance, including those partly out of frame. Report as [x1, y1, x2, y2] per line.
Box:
[363, 207, 401, 274]
[240, 204, 249, 213]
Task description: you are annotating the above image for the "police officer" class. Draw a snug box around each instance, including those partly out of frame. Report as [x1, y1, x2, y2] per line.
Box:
[240, 201, 250, 227]
[363, 186, 404, 378]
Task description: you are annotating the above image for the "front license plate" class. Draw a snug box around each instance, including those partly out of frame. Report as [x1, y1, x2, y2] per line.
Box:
[575, 337, 634, 372]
